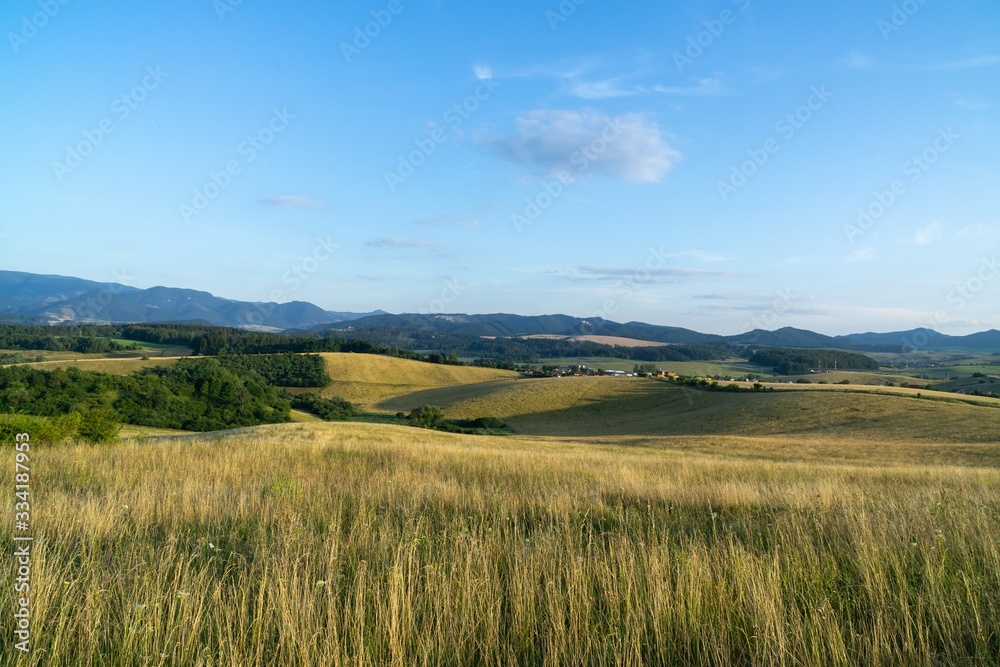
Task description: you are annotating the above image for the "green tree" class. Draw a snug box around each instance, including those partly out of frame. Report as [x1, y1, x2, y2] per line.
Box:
[407, 405, 446, 429]
[76, 407, 122, 443]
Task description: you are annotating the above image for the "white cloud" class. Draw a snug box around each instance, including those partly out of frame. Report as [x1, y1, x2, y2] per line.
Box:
[951, 93, 989, 111]
[484, 109, 681, 182]
[957, 224, 1000, 241]
[544, 265, 734, 283]
[413, 215, 480, 228]
[914, 221, 942, 246]
[261, 195, 323, 207]
[843, 51, 872, 70]
[848, 247, 875, 263]
[366, 237, 436, 250]
[932, 55, 1000, 70]
[473, 65, 493, 80]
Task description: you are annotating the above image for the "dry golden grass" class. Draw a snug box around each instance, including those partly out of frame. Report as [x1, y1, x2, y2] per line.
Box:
[2, 422, 999, 665]
[313, 353, 519, 408]
[381, 376, 1000, 442]
[16, 356, 184, 375]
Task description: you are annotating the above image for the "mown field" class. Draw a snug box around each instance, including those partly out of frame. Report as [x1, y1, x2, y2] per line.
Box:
[2, 421, 999, 666]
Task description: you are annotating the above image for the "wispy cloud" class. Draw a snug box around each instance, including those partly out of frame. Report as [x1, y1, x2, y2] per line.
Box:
[931, 55, 1000, 70]
[951, 93, 989, 111]
[848, 247, 875, 263]
[366, 237, 437, 250]
[914, 221, 942, 246]
[495, 57, 726, 100]
[483, 109, 681, 182]
[261, 195, 323, 207]
[957, 223, 999, 242]
[670, 250, 733, 263]
[843, 51, 873, 70]
[413, 215, 480, 228]
[544, 265, 734, 283]
[843, 51, 1000, 73]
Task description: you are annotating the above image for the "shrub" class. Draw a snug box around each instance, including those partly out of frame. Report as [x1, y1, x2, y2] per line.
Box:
[407, 405, 446, 429]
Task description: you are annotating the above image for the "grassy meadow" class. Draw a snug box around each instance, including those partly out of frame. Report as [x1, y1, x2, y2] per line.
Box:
[2, 423, 1000, 665]
[4, 353, 1000, 664]
[308, 353, 520, 409]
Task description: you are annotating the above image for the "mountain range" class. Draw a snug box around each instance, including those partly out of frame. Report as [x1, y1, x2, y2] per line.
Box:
[0, 271, 382, 331]
[2, 270, 998, 351]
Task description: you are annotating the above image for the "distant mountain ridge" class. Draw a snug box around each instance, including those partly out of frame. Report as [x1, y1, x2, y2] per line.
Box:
[1, 270, 998, 350]
[0, 271, 383, 330]
[328, 315, 1000, 351]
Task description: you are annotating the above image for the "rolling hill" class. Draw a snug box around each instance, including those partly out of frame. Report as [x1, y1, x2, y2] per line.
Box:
[376, 375, 1000, 443]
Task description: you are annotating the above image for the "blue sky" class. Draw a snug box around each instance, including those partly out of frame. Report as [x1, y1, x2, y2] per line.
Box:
[2, 0, 998, 335]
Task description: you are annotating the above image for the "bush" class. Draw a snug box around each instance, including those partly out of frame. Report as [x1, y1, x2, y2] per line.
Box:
[0, 413, 81, 445]
[75, 407, 122, 443]
[407, 405, 446, 429]
[289, 393, 356, 421]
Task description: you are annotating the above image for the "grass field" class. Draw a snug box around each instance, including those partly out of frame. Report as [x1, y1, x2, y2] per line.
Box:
[2, 421, 998, 666]
[14, 355, 185, 374]
[378, 375, 1000, 441]
[311, 353, 520, 408]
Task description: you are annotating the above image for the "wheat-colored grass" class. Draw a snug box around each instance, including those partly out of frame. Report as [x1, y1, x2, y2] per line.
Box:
[2, 422, 999, 666]
[15, 356, 185, 375]
[380, 376, 1000, 442]
[312, 353, 520, 408]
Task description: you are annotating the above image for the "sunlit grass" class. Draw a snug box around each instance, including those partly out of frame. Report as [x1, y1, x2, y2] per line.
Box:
[2, 422, 998, 665]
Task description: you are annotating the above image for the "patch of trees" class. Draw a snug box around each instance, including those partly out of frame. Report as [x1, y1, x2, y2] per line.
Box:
[748, 348, 880, 375]
[404, 405, 510, 435]
[0, 359, 292, 433]
[0, 410, 120, 444]
[216, 353, 331, 387]
[288, 393, 357, 421]
[0, 325, 140, 353]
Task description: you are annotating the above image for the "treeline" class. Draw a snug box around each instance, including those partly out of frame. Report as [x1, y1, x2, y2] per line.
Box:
[748, 348, 880, 375]
[0, 324, 140, 353]
[288, 393, 356, 421]
[0, 323, 467, 366]
[330, 327, 733, 364]
[216, 353, 331, 387]
[108, 324, 464, 364]
[0, 359, 291, 432]
[0, 351, 362, 433]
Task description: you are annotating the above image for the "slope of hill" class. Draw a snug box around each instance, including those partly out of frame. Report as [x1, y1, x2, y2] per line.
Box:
[310, 353, 520, 407]
[378, 375, 1000, 442]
